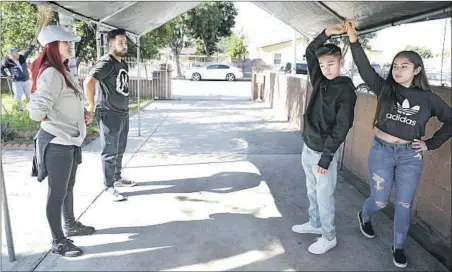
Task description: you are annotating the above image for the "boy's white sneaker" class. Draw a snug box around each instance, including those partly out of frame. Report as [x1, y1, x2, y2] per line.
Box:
[292, 222, 322, 234]
[308, 236, 337, 254]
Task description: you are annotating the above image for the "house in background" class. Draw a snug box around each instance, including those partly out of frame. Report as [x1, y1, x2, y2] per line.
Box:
[252, 37, 308, 70]
[342, 48, 384, 69]
[159, 47, 199, 63]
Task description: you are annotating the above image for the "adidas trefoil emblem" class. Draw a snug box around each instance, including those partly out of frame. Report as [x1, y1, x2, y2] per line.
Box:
[397, 99, 420, 116]
[386, 99, 419, 126]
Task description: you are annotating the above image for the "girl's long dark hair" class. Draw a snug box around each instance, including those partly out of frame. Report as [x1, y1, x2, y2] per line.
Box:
[373, 51, 433, 127]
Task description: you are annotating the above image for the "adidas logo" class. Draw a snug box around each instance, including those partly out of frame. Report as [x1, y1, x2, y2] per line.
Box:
[386, 99, 419, 126]
[396, 99, 420, 116]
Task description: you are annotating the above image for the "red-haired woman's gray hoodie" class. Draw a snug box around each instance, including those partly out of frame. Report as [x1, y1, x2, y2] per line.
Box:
[28, 67, 86, 147]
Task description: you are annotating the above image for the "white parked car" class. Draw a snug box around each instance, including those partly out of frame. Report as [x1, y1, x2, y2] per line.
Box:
[189, 64, 243, 81]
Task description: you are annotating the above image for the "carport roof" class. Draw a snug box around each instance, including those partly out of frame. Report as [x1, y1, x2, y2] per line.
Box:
[36, 1, 451, 38]
[36, 1, 200, 36]
[253, 1, 452, 38]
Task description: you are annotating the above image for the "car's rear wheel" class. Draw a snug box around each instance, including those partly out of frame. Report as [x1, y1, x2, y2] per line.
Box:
[192, 73, 201, 81]
[226, 73, 235, 81]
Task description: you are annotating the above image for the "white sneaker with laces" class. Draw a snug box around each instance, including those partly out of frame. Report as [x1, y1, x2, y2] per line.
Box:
[106, 187, 127, 202]
[292, 222, 322, 234]
[308, 236, 337, 254]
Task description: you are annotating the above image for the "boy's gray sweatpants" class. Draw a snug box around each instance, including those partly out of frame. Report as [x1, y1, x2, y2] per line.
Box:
[301, 143, 339, 241]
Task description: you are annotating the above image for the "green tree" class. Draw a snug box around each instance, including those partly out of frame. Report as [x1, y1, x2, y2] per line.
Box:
[126, 24, 171, 60]
[74, 20, 171, 67]
[217, 36, 228, 54]
[404, 45, 433, 59]
[185, 2, 237, 58]
[166, 16, 190, 77]
[1, 2, 39, 56]
[74, 20, 96, 66]
[226, 33, 248, 61]
[141, 25, 171, 59]
[1, 2, 61, 57]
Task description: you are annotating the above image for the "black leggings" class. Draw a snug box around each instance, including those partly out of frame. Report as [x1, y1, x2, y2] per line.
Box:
[45, 143, 79, 241]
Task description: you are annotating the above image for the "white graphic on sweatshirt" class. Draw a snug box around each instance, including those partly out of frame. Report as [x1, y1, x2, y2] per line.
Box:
[396, 99, 420, 116]
[116, 69, 129, 96]
[386, 99, 419, 126]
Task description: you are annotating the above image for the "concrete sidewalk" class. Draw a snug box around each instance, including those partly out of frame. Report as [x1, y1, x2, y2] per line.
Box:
[1, 100, 447, 271]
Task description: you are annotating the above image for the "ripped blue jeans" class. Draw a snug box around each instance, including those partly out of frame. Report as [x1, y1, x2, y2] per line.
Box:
[361, 136, 423, 248]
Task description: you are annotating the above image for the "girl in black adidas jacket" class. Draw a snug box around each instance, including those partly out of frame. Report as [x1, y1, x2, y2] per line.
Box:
[346, 21, 451, 269]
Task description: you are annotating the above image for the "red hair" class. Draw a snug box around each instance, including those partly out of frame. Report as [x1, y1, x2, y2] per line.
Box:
[30, 41, 78, 93]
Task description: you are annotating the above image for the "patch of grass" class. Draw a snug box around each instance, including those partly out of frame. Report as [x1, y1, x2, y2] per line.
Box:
[2, 93, 17, 115]
[129, 98, 151, 112]
[1, 96, 152, 145]
[1, 110, 40, 144]
[1, 135, 35, 145]
[3, 109, 40, 131]
[86, 119, 98, 136]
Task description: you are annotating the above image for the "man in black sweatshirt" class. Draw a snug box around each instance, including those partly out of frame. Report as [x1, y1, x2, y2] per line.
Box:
[292, 24, 357, 255]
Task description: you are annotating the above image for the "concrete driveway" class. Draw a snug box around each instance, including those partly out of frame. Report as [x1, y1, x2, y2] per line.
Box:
[1, 100, 447, 271]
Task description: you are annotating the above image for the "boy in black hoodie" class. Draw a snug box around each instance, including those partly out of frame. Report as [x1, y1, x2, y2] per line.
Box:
[292, 24, 357, 255]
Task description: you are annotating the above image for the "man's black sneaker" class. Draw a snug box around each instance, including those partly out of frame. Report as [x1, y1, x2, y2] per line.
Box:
[358, 211, 375, 238]
[65, 222, 95, 237]
[51, 238, 82, 257]
[392, 246, 408, 268]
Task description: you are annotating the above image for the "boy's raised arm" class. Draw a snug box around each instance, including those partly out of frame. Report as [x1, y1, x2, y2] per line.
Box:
[306, 30, 329, 85]
[306, 24, 346, 86]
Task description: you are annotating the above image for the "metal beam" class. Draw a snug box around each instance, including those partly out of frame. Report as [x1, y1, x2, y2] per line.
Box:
[314, 2, 345, 23]
[357, 6, 452, 36]
[39, 2, 139, 37]
[332, 5, 452, 38]
[100, 2, 137, 23]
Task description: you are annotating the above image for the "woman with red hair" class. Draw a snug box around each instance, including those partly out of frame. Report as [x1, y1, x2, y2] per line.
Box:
[28, 25, 95, 257]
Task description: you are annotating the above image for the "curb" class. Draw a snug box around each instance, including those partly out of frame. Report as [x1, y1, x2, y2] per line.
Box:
[1, 100, 153, 151]
[2, 143, 34, 150]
